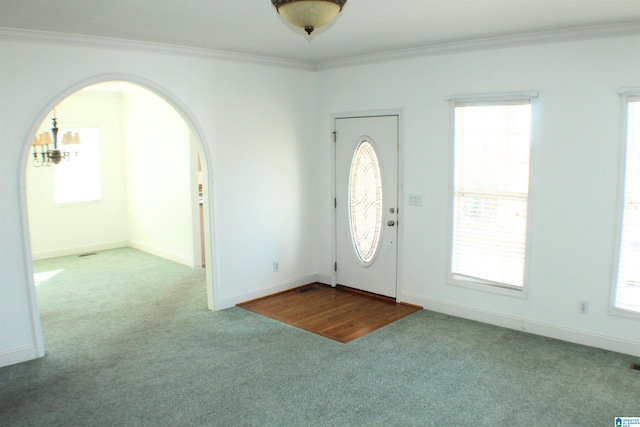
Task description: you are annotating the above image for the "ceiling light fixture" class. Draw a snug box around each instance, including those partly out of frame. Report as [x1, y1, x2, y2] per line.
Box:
[31, 111, 81, 167]
[271, 0, 347, 35]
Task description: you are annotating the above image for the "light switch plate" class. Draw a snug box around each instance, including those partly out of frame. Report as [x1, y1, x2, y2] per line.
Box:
[408, 194, 423, 206]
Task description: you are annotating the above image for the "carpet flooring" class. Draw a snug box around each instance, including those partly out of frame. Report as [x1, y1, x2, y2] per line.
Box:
[1, 247, 638, 426]
[238, 283, 421, 343]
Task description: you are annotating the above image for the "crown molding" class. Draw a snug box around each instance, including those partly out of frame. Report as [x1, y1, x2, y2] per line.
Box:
[2, 21, 638, 73]
[314, 21, 640, 71]
[0, 28, 315, 71]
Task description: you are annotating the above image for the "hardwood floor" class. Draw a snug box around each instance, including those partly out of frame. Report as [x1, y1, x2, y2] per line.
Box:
[237, 283, 421, 343]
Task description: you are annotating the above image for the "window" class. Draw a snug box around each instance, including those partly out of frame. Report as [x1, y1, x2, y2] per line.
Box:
[614, 95, 640, 315]
[349, 140, 383, 264]
[55, 128, 102, 204]
[449, 96, 534, 290]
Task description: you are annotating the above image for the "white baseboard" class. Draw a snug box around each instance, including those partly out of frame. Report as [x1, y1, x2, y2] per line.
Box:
[31, 241, 128, 260]
[128, 241, 194, 267]
[217, 274, 318, 310]
[0, 345, 42, 368]
[401, 291, 640, 357]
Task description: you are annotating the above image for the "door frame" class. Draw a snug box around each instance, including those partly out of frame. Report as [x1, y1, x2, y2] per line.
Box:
[330, 109, 404, 300]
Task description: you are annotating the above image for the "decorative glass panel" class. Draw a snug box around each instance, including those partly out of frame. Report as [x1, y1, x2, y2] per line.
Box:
[348, 140, 383, 264]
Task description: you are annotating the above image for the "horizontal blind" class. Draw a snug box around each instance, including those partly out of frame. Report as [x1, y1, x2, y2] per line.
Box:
[615, 99, 640, 313]
[452, 102, 531, 288]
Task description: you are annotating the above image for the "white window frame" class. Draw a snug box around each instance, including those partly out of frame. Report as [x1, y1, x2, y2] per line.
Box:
[610, 88, 640, 320]
[446, 91, 538, 297]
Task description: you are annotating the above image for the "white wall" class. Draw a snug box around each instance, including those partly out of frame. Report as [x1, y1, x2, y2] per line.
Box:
[208, 60, 318, 306]
[2, 29, 637, 368]
[0, 37, 317, 367]
[123, 86, 195, 266]
[315, 36, 640, 356]
[26, 91, 128, 259]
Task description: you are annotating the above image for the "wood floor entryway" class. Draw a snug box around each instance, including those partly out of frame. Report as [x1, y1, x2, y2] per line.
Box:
[237, 283, 421, 343]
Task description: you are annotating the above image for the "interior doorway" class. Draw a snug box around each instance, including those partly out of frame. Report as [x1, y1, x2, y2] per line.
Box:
[23, 78, 215, 356]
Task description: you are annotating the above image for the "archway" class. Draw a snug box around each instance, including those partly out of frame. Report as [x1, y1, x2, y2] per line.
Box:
[19, 75, 216, 357]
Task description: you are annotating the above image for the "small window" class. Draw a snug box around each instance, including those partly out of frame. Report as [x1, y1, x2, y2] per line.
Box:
[55, 128, 102, 204]
[449, 97, 533, 290]
[614, 96, 640, 315]
[349, 140, 383, 264]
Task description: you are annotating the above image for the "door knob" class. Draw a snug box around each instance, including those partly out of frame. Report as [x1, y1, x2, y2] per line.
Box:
[387, 220, 395, 227]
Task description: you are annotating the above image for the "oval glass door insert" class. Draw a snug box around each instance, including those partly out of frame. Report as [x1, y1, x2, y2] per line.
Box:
[348, 140, 383, 264]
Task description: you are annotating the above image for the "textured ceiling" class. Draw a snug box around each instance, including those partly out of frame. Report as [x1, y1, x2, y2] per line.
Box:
[1, 0, 639, 64]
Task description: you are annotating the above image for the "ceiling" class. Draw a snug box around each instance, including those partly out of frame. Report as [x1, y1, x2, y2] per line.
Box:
[1, 0, 639, 66]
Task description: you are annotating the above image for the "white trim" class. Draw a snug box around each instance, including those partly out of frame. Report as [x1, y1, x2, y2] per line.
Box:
[19, 126, 46, 364]
[127, 241, 194, 267]
[400, 291, 640, 357]
[332, 110, 404, 120]
[316, 22, 640, 70]
[31, 240, 128, 261]
[445, 91, 539, 103]
[609, 93, 629, 319]
[448, 275, 528, 299]
[395, 113, 405, 304]
[610, 306, 640, 321]
[217, 274, 319, 310]
[15, 73, 220, 366]
[190, 136, 203, 269]
[521, 94, 540, 301]
[3, 22, 638, 72]
[0, 28, 313, 71]
[0, 345, 41, 368]
[330, 115, 338, 288]
[617, 88, 640, 96]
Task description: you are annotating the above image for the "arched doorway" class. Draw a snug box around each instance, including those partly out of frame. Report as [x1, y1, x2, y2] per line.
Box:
[20, 76, 216, 357]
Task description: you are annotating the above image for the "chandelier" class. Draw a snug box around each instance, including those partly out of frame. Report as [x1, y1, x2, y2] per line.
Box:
[271, 0, 347, 35]
[31, 112, 81, 167]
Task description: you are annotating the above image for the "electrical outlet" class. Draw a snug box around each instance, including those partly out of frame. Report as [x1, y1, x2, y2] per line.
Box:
[273, 262, 279, 272]
[579, 300, 589, 315]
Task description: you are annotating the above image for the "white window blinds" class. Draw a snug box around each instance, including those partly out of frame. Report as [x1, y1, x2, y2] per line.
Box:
[615, 98, 640, 313]
[451, 100, 532, 289]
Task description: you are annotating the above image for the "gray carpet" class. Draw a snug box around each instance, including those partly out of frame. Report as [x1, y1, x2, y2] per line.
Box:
[0, 247, 638, 426]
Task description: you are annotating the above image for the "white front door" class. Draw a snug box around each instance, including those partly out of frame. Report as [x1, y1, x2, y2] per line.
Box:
[335, 115, 398, 298]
